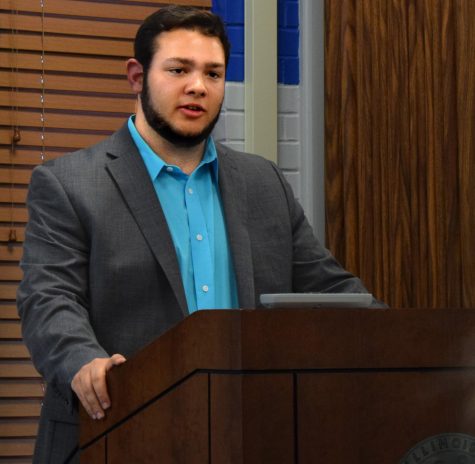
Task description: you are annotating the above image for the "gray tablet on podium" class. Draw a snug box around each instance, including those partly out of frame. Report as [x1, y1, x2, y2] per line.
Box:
[259, 293, 373, 308]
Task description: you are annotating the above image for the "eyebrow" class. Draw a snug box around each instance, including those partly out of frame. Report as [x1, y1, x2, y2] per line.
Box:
[163, 57, 225, 69]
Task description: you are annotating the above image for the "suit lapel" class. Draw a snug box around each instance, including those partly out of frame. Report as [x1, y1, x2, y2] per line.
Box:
[217, 145, 255, 308]
[104, 125, 188, 316]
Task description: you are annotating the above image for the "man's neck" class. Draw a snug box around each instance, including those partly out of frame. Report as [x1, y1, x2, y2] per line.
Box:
[135, 115, 205, 175]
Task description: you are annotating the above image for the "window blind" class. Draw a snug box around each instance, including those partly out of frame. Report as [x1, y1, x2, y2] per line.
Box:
[0, 0, 211, 460]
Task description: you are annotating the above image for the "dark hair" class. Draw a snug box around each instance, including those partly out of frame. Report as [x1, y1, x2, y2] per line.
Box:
[134, 5, 231, 73]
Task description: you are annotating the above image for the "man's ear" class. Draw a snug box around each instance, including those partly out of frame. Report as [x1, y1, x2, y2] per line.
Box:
[126, 58, 143, 94]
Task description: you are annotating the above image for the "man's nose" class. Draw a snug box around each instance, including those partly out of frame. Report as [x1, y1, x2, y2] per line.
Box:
[185, 73, 207, 96]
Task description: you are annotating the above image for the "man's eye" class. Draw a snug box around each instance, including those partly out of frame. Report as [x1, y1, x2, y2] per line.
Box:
[169, 68, 184, 75]
[208, 72, 221, 79]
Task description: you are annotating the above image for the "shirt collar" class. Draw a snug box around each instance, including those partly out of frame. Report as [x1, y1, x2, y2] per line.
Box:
[127, 115, 218, 182]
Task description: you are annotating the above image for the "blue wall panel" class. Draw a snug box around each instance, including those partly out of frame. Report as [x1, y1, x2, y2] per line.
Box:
[211, 0, 245, 82]
[278, 0, 300, 84]
[212, 0, 299, 84]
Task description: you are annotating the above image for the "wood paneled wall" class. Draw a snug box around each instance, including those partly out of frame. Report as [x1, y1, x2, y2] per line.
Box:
[325, 0, 475, 308]
[0, 1, 210, 461]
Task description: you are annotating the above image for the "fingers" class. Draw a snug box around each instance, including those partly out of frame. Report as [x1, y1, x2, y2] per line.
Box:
[71, 355, 126, 420]
[71, 358, 109, 420]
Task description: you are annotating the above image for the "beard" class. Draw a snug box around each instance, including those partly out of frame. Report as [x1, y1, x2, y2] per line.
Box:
[140, 73, 222, 149]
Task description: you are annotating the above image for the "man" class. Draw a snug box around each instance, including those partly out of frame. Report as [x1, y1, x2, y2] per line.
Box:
[17, 5, 381, 463]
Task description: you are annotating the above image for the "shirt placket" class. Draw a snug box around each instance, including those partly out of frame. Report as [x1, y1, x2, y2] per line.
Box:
[185, 177, 214, 310]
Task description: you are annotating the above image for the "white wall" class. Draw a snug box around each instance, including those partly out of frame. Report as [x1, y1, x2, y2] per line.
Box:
[215, 82, 303, 198]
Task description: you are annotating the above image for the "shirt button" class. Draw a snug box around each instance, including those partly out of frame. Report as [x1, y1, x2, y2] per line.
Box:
[166, 166, 173, 172]
[196, 234, 203, 241]
[188, 188, 193, 194]
[202, 285, 209, 293]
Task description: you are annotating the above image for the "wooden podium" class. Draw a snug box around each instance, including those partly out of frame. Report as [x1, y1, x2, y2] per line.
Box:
[79, 308, 475, 463]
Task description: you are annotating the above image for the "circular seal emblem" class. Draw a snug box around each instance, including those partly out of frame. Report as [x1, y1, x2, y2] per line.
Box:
[400, 433, 475, 464]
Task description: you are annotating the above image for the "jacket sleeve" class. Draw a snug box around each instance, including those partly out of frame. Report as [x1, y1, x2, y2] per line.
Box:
[268, 162, 387, 307]
[17, 164, 109, 395]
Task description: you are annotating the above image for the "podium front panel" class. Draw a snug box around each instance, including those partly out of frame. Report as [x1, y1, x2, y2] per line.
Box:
[298, 369, 475, 462]
[107, 373, 208, 463]
[210, 373, 295, 463]
[79, 436, 105, 464]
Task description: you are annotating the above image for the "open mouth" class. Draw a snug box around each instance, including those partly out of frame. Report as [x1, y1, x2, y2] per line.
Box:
[180, 104, 205, 112]
[179, 104, 206, 118]
[184, 105, 203, 111]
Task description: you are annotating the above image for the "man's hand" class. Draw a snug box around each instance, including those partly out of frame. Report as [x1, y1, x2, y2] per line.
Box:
[71, 354, 126, 420]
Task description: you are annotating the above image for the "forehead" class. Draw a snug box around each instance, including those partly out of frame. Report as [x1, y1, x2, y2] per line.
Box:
[152, 29, 225, 64]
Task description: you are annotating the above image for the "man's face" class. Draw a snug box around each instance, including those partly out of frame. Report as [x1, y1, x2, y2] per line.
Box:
[140, 29, 226, 148]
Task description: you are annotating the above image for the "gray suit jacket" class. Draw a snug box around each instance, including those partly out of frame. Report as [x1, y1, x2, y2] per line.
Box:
[17, 123, 375, 463]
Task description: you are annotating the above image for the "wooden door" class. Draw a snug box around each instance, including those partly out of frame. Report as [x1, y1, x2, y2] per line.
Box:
[325, 0, 475, 308]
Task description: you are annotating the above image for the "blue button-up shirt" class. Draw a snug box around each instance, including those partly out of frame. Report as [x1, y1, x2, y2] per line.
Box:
[128, 116, 239, 313]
